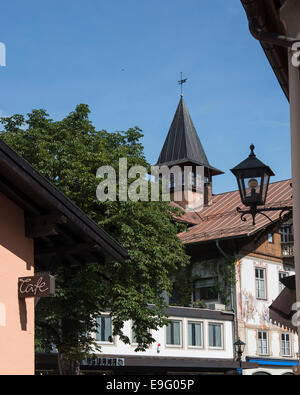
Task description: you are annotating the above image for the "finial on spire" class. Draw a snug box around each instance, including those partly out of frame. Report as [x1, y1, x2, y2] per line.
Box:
[250, 144, 256, 156]
[178, 72, 188, 96]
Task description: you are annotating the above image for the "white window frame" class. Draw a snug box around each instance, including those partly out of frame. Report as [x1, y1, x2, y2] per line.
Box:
[281, 333, 292, 357]
[165, 319, 183, 348]
[187, 320, 204, 349]
[96, 315, 114, 344]
[208, 322, 224, 350]
[258, 330, 269, 356]
[255, 268, 267, 300]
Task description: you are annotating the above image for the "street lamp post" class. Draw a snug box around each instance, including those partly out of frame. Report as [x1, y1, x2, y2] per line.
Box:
[234, 339, 246, 376]
[231, 145, 293, 225]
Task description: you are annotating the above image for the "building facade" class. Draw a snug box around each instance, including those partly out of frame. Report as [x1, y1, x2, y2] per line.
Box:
[82, 306, 250, 375]
[162, 96, 298, 375]
[240, 0, 300, 363]
[0, 139, 128, 375]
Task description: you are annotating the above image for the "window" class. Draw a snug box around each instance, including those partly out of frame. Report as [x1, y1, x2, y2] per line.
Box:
[208, 323, 223, 348]
[96, 316, 112, 342]
[255, 268, 267, 300]
[166, 320, 182, 346]
[193, 278, 218, 303]
[131, 321, 150, 345]
[280, 225, 294, 243]
[268, 233, 274, 244]
[279, 272, 288, 293]
[258, 331, 269, 355]
[188, 322, 203, 348]
[281, 333, 291, 357]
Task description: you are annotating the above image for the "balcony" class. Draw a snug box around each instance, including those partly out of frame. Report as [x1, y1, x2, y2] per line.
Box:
[281, 242, 294, 258]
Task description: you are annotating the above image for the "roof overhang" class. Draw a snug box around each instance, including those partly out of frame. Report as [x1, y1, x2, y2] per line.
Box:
[269, 275, 297, 333]
[156, 159, 224, 177]
[240, 0, 290, 100]
[0, 139, 128, 268]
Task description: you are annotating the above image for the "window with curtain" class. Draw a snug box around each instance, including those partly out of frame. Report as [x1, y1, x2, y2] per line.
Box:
[281, 333, 291, 357]
[258, 331, 269, 355]
[208, 323, 223, 348]
[188, 322, 203, 347]
[255, 268, 267, 300]
[96, 316, 112, 342]
[166, 320, 181, 346]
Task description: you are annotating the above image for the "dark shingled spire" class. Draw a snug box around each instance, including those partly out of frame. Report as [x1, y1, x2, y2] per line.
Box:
[157, 96, 223, 176]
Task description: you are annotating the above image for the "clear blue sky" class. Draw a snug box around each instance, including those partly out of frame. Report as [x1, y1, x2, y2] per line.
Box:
[0, 0, 291, 194]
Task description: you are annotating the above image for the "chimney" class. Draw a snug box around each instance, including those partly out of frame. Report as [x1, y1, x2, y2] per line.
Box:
[204, 182, 213, 206]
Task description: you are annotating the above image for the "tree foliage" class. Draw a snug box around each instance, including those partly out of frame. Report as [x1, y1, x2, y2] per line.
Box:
[0, 104, 189, 374]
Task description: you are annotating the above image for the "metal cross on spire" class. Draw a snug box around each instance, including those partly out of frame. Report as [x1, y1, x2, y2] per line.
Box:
[178, 72, 188, 96]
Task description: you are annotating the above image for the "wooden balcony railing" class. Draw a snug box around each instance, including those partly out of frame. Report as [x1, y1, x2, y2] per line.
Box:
[281, 242, 294, 258]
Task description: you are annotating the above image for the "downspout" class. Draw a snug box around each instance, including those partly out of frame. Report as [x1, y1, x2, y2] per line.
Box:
[215, 240, 239, 353]
[249, 16, 297, 48]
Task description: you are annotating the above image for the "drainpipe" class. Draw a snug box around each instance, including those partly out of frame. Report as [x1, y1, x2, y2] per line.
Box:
[249, 16, 297, 48]
[215, 240, 239, 355]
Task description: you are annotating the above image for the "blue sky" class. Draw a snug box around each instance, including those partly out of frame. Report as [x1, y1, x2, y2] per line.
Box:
[0, 0, 291, 194]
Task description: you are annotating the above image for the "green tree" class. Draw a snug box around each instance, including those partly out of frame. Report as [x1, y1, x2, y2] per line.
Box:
[0, 105, 189, 375]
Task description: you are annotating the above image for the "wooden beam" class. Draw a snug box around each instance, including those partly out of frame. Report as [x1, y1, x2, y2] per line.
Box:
[35, 242, 98, 257]
[25, 214, 67, 238]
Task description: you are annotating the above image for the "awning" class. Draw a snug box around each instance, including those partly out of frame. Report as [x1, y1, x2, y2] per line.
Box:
[36, 353, 258, 373]
[269, 276, 297, 333]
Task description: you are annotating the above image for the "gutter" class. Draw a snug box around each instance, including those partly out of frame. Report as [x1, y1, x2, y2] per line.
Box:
[240, 0, 298, 101]
[249, 16, 297, 48]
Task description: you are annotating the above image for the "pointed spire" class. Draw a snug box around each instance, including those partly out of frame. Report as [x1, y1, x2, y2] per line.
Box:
[157, 97, 223, 176]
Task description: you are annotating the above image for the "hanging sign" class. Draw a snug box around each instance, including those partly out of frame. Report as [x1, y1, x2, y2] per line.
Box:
[18, 275, 55, 298]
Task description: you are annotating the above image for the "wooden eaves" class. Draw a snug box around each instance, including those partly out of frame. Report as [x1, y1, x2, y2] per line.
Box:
[0, 139, 128, 270]
[240, 0, 291, 100]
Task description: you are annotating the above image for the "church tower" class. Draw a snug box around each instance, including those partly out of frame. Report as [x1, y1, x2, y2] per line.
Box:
[157, 96, 223, 210]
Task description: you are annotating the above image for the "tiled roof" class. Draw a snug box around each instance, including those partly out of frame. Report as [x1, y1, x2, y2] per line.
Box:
[178, 179, 292, 245]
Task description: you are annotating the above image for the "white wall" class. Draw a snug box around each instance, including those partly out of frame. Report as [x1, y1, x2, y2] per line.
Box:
[96, 313, 234, 360]
[237, 256, 298, 372]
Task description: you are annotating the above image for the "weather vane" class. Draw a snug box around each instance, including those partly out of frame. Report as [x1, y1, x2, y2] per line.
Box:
[178, 72, 188, 95]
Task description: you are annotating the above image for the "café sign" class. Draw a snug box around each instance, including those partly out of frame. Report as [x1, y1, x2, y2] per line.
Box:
[18, 275, 55, 298]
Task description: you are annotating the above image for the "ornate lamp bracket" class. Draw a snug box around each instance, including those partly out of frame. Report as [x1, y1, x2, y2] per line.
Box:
[237, 206, 293, 226]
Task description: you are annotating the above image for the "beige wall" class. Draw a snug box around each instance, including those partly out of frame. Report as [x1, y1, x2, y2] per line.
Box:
[0, 193, 34, 375]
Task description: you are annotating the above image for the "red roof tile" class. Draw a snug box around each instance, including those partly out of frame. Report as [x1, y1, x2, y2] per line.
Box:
[178, 179, 292, 245]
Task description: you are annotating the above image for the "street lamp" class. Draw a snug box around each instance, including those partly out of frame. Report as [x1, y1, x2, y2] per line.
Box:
[234, 339, 246, 375]
[231, 145, 292, 225]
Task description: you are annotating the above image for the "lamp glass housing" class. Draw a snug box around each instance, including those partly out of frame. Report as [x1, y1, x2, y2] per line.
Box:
[231, 145, 275, 208]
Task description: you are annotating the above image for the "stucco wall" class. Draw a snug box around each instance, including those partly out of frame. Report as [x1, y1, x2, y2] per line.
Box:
[96, 315, 234, 360]
[0, 193, 34, 375]
[237, 256, 298, 375]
